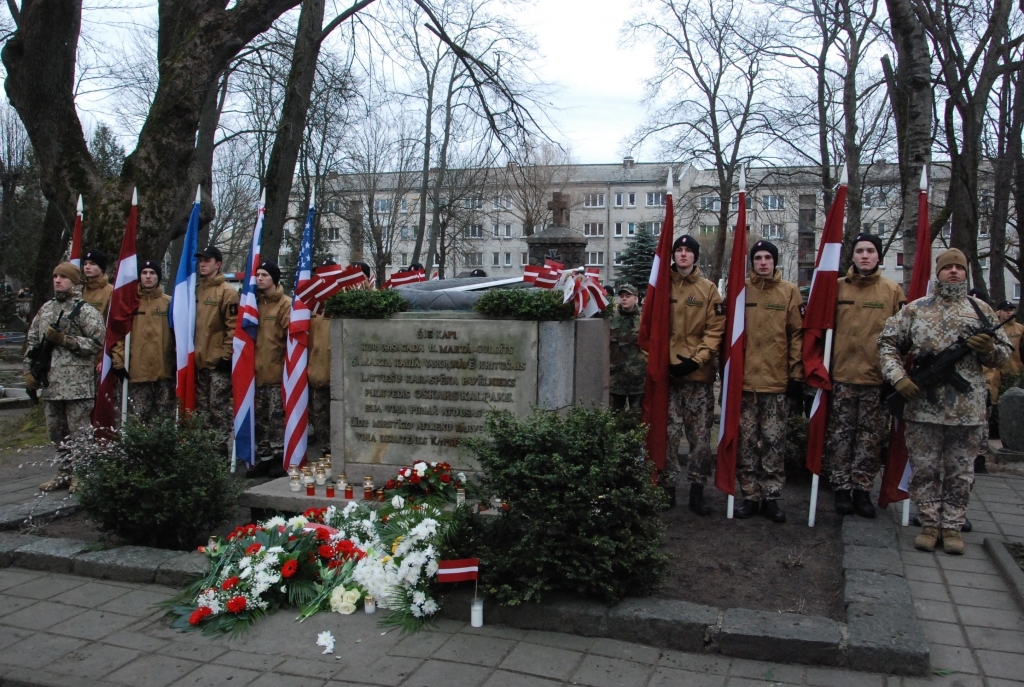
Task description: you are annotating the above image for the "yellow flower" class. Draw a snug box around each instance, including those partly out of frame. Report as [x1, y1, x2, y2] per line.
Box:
[391, 536, 403, 555]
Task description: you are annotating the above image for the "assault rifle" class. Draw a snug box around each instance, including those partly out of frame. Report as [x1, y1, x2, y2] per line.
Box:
[885, 312, 1016, 419]
[24, 310, 64, 388]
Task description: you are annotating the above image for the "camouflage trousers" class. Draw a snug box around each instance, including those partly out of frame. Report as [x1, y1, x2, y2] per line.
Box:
[904, 421, 984, 530]
[126, 380, 176, 423]
[826, 383, 886, 491]
[738, 392, 789, 501]
[309, 385, 331, 447]
[196, 368, 232, 453]
[255, 384, 285, 462]
[667, 381, 715, 485]
[43, 398, 94, 471]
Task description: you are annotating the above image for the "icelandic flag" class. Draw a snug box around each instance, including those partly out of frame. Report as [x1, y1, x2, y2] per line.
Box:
[283, 197, 315, 470]
[69, 195, 83, 268]
[232, 191, 266, 465]
[170, 187, 201, 413]
[92, 189, 140, 429]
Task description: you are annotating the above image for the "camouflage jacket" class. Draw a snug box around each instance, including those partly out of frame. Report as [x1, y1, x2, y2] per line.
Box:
[609, 305, 646, 395]
[877, 281, 1012, 426]
[25, 288, 105, 401]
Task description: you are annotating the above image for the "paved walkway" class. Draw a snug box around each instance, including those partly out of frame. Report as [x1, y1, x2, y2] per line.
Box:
[0, 473, 1021, 686]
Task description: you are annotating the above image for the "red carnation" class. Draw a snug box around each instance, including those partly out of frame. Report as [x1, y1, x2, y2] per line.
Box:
[440, 474, 451, 483]
[410, 474, 421, 485]
[315, 528, 330, 541]
[281, 559, 299, 578]
[226, 596, 247, 614]
[188, 606, 213, 626]
[245, 543, 262, 555]
[318, 544, 335, 559]
[221, 576, 240, 591]
[385, 479, 396, 490]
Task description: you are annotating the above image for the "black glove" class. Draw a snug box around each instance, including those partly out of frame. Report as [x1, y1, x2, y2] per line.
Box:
[215, 358, 232, 374]
[113, 366, 129, 381]
[786, 379, 804, 399]
[669, 356, 700, 379]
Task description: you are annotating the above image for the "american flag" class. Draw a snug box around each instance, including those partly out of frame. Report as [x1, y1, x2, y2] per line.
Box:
[283, 197, 315, 471]
[69, 195, 83, 268]
[170, 188, 201, 412]
[232, 191, 265, 466]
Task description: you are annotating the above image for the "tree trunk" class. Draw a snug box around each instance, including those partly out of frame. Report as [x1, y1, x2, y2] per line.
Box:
[425, 68, 459, 277]
[839, 3, 862, 272]
[260, 0, 326, 264]
[988, 73, 1013, 304]
[28, 200, 73, 318]
[412, 65, 438, 266]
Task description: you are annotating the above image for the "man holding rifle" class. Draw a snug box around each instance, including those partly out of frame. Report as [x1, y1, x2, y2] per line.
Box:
[878, 249, 1012, 555]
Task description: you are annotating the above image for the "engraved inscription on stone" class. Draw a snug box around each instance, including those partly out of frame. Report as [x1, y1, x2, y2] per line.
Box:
[341, 318, 539, 466]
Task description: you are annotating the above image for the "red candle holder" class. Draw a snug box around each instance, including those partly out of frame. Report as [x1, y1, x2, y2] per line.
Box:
[344, 485, 354, 499]
[326, 484, 335, 498]
[306, 483, 315, 496]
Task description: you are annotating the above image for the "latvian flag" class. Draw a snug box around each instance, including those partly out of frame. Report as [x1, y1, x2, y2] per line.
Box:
[384, 268, 427, 289]
[69, 195, 83, 268]
[232, 192, 266, 465]
[283, 196, 315, 471]
[92, 189, 140, 429]
[295, 263, 367, 314]
[437, 558, 479, 583]
[170, 187, 201, 413]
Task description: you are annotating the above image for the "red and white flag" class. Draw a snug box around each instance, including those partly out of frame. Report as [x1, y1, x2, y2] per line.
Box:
[294, 264, 367, 314]
[715, 168, 748, 499]
[283, 196, 316, 471]
[802, 166, 848, 475]
[92, 189, 140, 429]
[69, 195, 83, 268]
[384, 268, 427, 289]
[437, 558, 479, 583]
[878, 167, 931, 508]
[639, 168, 676, 472]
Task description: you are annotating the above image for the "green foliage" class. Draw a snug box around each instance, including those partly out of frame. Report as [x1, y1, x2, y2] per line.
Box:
[615, 225, 658, 294]
[463, 407, 668, 605]
[324, 288, 407, 319]
[73, 414, 241, 550]
[89, 124, 126, 180]
[474, 288, 574, 320]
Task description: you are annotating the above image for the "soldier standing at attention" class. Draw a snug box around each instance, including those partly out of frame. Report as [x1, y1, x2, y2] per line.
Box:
[665, 235, 726, 516]
[879, 248, 1011, 555]
[609, 283, 645, 413]
[112, 261, 175, 421]
[980, 300, 1022, 473]
[81, 249, 113, 319]
[734, 240, 804, 523]
[826, 233, 906, 518]
[248, 261, 290, 477]
[307, 261, 336, 448]
[194, 246, 238, 452]
[24, 263, 105, 492]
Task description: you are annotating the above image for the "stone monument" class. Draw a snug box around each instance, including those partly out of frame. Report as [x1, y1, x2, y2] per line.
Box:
[525, 192, 588, 268]
[997, 387, 1024, 460]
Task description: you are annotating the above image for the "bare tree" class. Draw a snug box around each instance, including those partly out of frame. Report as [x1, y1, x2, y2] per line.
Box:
[501, 140, 572, 237]
[0, 101, 31, 284]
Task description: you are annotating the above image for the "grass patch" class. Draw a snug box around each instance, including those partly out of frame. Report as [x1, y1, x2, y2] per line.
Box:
[0, 405, 50, 449]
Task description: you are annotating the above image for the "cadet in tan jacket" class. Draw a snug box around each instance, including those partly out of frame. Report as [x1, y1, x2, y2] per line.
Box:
[194, 246, 239, 452]
[734, 240, 803, 523]
[665, 235, 726, 515]
[247, 260, 290, 477]
[112, 261, 175, 421]
[825, 233, 906, 518]
[81, 249, 113, 319]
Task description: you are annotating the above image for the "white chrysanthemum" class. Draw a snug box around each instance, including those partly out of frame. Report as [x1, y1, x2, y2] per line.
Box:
[422, 599, 438, 615]
[412, 590, 426, 605]
[391, 495, 405, 509]
[262, 516, 286, 529]
[457, 472, 466, 483]
[266, 546, 284, 554]
[286, 515, 309, 529]
[342, 502, 360, 517]
[317, 631, 335, 654]
[426, 559, 439, 577]
[238, 556, 252, 569]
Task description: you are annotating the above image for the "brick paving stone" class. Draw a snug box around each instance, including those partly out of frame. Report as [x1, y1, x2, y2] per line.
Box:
[49, 579, 134, 608]
[728, 658, 805, 684]
[213, 649, 287, 673]
[46, 642, 140, 681]
[987, 679, 1024, 687]
[588, 638, 661, 664]
[570, 655, 652, 687]
[900, 673, 984, 686]
[0, 632, 88, 668]
[912, 598, 959, 623]
[498, 641, 583, 680]
[1000, 525, 1024, 540]
[977, 501, 1023, 515]
[805, 666, 886, 687]
[963, 626, 1024, 653]
[4, 572, 87, 599]
[728, 678, 802, 687]
[432, 632, 516, 667]
[521, 630, 595, 652]
[943, 570, 1009, 591]
[389, 630, 452, 659]
[0, 568, 36, 591]
[167, 662, 262, 687]
[159, 640, 231, 663]
[656, 649, 730, 675]
[968, 520, 1004, 535]
[0, 626, 31, 652]
[918, 620, 968, 647]
[47, 608, 141, 640]
[248, 672, 328, 687]
[481, 669, 563, 687]
[275, 657, 345, 680]
[647, 666, 726, 687]
[903, 564, 944, 584]
[97, 587, 176, 617]
[0, 592, 37, 617]
[402, 659, 492, 687]
[0, 598, 85, 630]
[936, 556, 999, 574]
[907, 580, 952, 602]
[956, 605, 1024, 631]
[101, 629, 169, 653]
[461, 624, 528, 641]
[336, 655, 422, 686]
[948, 586, 1017, 609]
[976, 650, 1024, 681]
[928, 644, 981, 675]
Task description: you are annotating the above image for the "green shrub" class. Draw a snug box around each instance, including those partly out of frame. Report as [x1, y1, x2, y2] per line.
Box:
[324, 289, 407, 319]
[474, 289, 574, 320]
[463, 407, 668, 605]
[72, 415, 241, 550]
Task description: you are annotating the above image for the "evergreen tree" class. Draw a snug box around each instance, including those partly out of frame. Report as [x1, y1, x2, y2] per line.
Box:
[615, 224, 659, 294]
[89, 124, 125, 180]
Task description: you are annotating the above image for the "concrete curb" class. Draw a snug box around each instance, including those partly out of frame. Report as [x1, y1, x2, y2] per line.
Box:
[984, 537, 1024, 612]
[0, 497, 79, 531]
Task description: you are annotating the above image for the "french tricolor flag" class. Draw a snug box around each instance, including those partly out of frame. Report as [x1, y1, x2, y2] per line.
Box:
[170, 187, 201, 413]
[232, 191, 266, 466]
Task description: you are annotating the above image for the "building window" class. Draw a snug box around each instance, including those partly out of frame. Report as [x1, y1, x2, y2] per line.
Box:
[492, 252, 500, 266]
[1015, 283, 1021, 299]
[410, 199, 419, 214]
[896, 252, 904, 267]
[504, 252, 512, 267]
[400, 253, 408, 265]
[650, 220, 662, 236]
[327, 225, 340, 240]
[400, 198, 408, 213]
[731, 194, 751, 210]
[699, 196, 721, 211]
[615, 222, 623, 237]
[400, 226, 410, 239]
[492, 196, 511, 210]
[614, 251, 624, 266]
[521, 252, 529, 266]
[466, 252, 484, 267]
[502, 223, 512, 237]
[628, 192, 636, 206]
[463, 197, 483, 209]
[762, 195, 784, 210]
[464, 225, 483, 238]
[587, 251, 605, 266]
[374, 198, 391, 213]
[980, 256, 989, 268]
[614, 193, 624, 207]
[647, 192, 666, 207]
[584, 193, 606, 208]
[761, 224, 783, 239]
[584, 222, 605, 237]
[700, 224, 717, 236]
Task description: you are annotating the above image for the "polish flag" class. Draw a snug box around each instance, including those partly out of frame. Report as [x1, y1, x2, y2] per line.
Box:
[803, 165, 848, 476]
[715, 168, 748, 501]
[69, 195, 83, 268]
[638, 168, 676, 471]
[437, 558, 479, 583]
[92, 189, 140, 429]
[170, 187, 201, 413]
[878, 167, 931, 508]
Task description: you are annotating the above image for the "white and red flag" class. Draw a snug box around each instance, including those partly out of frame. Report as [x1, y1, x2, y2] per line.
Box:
[879, 167, 931, 508]
[384, 267, 427, 289]
[92, 189, 140, 429]
[69, 195, 83, 268]
[283, 195, 315, 471]
[639, 168, 676, 472]
[232, 191, 265, 466]
[170, 187, 201, 413]
[294, 263, 367, 314]
[803, 166, 847, 525]
[437, 558, 479, 583]
[715, 167, 748, 507]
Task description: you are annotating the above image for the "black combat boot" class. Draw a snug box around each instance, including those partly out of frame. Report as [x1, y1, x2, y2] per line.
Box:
[834, 489, 855, 516]
[733, 499, 758, 519]
[961, 518, 973, 533]
[974, 455, 987, 474]
[763, 500, 786, 523]
[688, 483, 712, 516]
[852, 489, 876, 518]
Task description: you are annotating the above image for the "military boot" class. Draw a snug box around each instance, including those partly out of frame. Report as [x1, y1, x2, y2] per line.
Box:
[733, 499, 758, 519]
[941, 529, 965, 555]
[39, 471, 72, 493]
[961, 518, 972, 533]
[852, 489, 876, 518]
[974, 455, 987, 474]
[762, 500, 786, 523]
[688, 483, 711, 516]
[914, 526, 939, 552]
[834, 489, 854, 516]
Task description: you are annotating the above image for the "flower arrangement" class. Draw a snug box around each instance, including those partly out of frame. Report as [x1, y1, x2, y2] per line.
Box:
[383, 461, 466, 503]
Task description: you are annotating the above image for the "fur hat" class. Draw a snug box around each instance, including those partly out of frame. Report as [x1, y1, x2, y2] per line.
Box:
[672, 235, 700, 260]
[935, 248, 968, 272]
[750, 239, 779, 267]
[53, 262, 82, 285]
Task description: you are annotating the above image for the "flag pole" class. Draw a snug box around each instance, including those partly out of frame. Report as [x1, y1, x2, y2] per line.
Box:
[902, 498, 910, 526]
[808, 328, 833, 528]
[121, 332, 131, 425]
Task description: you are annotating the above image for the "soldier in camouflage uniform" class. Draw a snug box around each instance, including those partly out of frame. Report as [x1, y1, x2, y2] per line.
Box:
[23, 263, 106, 492]
[609, 283, 645, 412]
[194, 246, 238, 453]
[878, 249, 1012, 555]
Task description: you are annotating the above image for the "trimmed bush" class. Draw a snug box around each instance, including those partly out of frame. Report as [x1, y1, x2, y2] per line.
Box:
[324, 289, 407, 319]
[474, 288, 574, 320]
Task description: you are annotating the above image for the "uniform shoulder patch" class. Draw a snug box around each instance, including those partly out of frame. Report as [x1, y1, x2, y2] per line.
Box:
[228, 304, 238, 316]
[714, 303, 725, 316]
[799, 304, 807, 317]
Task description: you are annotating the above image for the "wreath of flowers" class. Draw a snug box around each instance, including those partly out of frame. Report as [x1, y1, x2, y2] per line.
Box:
[383, 461, 466, 503]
